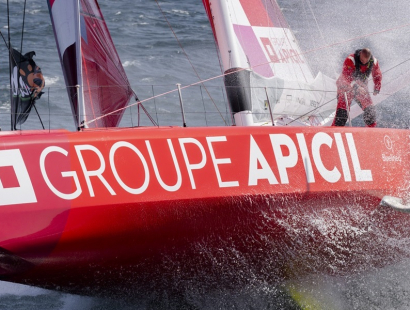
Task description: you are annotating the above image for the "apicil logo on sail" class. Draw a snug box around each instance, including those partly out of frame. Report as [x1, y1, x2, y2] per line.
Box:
[0, 149, 37, 206]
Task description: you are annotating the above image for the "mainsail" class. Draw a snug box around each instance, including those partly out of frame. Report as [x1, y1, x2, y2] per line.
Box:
[202, 0, 336, 126]
[47, 0, 134, 129]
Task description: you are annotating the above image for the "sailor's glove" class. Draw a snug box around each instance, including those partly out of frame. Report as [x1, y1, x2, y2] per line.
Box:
[373, 89, 380, 96]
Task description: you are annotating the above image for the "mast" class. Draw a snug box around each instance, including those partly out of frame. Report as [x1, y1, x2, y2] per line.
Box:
[75, 0, 85, 130]
[211, 0, 242, 70]
[210, 0, 253, 126]
[7, 0, 12, 130]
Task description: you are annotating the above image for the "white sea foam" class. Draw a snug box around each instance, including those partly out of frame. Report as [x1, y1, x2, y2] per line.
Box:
[27, 9, 40, 14]
[171, 9, 189, 15]
[141, 77, 154, 83]
[44, 75, 60, 86]
[0, 281, 46, 296]
[123, 60, 140, 67]
[0, 103, 10, 110]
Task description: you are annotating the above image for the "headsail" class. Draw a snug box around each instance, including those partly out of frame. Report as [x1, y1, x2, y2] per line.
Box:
[202, 0, 336, 126]
[47, 0, 134, 129]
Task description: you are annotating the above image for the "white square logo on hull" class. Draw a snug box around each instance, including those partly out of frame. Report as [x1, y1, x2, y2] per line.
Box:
[0, 149, 37, 206]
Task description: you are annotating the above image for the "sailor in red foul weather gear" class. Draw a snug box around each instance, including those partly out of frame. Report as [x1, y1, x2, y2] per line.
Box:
[332, 48, 382, 127]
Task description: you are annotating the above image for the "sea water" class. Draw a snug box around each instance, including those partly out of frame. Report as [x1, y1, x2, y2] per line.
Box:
[1, 0, 410, 308]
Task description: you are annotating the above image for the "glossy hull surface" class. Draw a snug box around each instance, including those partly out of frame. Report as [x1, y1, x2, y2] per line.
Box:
[0, 126, 409, 296]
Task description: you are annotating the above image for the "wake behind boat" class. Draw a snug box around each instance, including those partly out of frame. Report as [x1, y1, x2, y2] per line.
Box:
[1, 0, 410, 298]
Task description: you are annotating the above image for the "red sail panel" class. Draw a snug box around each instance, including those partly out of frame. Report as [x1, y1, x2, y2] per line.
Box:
[202, 0, 218, 43]
[80, 0, 133, 128]
[263, 0, 289, 29]
[238, 0, 288, 28]
[238, 0, 272, 27]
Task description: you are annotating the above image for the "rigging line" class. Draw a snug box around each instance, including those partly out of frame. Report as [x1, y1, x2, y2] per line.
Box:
[228, 20, 410, 82]
[80, 2, 156, 126]
[306, 21, 410, 56]
[211, 29, 231, 124]
[273, 0, 311, 82]
[154, 0, 227, 125]
[301, 0, 316, 50]
[7, 0, 46, 131]
[85, 21, 410, 127]
[151, 85, 159, 125]
[0, 31, 26, 67]
[17, 0, 44, 131]
[287, 58, 410, 126]
[88, 49, 408, 127]
[287, 97, 337, 125]
[85, 79, 404, 127]
[80, 2, 129, 87]
[136, 98, 158, 126]
[304, 0, 338, 77]
[208, 18, 226, 112]
[379, 58, 410, 76]
[20, 0, 27, 53]
[0, 30, 10, 49]
[208, 8, 224, 77]
[265, 1, 287, 67]
[263, 0, 279, 75]
[7, 0, 12, 130]
[81, 53, 96, 125]
[269, 0, 310, 83]
[200, 86, 208, 126]
[213, 36, 225, 76]
[33, 105, 45, 130]
[80, 3, 139, 98]
[263, 0, 285, 76]
[6, 1, 40, 129]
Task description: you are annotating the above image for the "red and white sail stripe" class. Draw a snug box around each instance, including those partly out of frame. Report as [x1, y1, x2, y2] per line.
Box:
[48, 0, 134, 129]
[203, 0, 313, 82]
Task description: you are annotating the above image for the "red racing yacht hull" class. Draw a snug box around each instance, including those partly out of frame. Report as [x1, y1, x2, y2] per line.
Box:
[0, 125, 409, 296]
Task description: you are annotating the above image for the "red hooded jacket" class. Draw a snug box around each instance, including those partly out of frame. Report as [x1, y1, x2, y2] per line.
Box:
[336, 51, 382, 92]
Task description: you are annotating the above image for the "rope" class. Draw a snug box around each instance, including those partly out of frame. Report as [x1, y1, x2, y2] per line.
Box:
[0, 30, 9, 49]
[303, 0, 338, 77]
[79, 2, 157, 126]
[267, 0, 310, 82]
[20, 0, 27, 53]
[3, 1, 45, 130]
[379, 58, 410, 75]
[286, 57, 410, 125]
[154, 0, 227, 125]
[85, 21, 410, 127]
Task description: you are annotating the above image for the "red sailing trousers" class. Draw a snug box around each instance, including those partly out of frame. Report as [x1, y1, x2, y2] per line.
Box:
[332, 84, 376, 127]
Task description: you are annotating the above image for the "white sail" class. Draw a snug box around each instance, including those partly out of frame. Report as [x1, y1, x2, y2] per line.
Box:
[203, 0, 337, 126]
